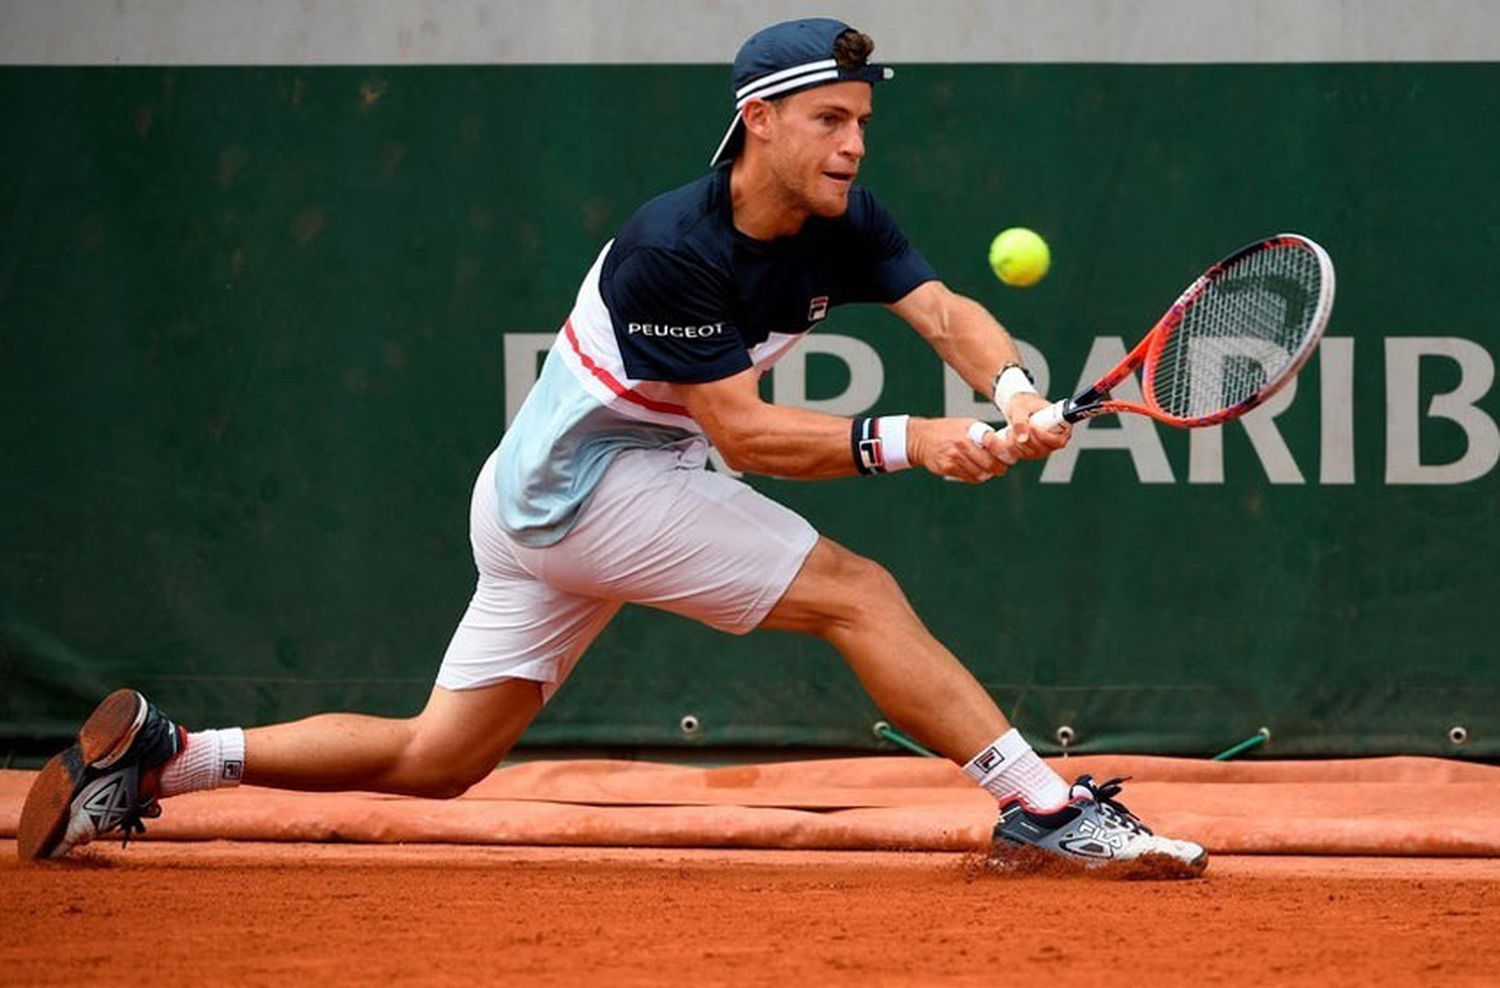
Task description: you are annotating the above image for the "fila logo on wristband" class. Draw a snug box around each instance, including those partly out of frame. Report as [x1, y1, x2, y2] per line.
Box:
[851, 417, 886, 474]
[851, 415, 912, 475]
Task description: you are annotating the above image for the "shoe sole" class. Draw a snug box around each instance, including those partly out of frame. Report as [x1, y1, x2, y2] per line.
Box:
[16, 690, 146, 862]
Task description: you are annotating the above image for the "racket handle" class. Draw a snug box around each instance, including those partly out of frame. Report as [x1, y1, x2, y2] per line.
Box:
[994, 399, 1069, 444]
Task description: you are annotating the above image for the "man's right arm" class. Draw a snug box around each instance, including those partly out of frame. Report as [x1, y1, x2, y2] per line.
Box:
[679, 369, 1011, 484]
[609, 243, 1011, 483]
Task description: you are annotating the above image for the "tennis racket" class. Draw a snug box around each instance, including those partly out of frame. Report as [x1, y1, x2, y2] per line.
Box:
[984, 233, 1335, 446]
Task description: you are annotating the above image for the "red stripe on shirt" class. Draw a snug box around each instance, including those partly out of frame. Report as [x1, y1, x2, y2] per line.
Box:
[563, 319, 692, 418]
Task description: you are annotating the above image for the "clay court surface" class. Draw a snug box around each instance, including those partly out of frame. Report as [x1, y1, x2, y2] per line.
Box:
[3, 842, 1497, 987]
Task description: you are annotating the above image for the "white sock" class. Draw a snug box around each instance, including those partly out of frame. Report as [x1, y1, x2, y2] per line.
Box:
[158, 728, 246, 797]
[962, 728, 1071, 810]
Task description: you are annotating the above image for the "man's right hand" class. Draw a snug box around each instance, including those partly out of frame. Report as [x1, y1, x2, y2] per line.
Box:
[907, 417, 1012, 484]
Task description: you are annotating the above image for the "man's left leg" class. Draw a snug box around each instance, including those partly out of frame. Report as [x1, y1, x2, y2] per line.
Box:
[762, 536, 1208, 873]
[760, 536, 1073, 809]
[760, 537, 1009, 758]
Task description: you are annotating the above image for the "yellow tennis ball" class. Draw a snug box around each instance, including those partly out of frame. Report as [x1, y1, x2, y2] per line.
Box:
[988, 227, 1051, 287]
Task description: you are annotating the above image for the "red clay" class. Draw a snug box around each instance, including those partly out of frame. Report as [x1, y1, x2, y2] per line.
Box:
[3, 842, 1496, 986]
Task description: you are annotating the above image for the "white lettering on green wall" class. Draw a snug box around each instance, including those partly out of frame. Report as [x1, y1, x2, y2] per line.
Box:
[503, 332, 1498, 486]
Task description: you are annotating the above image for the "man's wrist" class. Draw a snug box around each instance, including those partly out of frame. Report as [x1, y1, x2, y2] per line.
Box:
[850, 415, 912, 474]
[992, 363, 1038, 417]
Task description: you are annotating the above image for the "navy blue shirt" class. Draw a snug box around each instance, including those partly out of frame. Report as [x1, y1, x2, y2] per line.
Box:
[600, 167, 938, 384]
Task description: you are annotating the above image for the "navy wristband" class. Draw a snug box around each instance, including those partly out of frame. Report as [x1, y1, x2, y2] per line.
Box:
[851, 416, 887, 474]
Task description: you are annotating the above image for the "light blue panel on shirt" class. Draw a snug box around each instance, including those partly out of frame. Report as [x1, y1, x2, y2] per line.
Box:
[496, 348, 694, 547]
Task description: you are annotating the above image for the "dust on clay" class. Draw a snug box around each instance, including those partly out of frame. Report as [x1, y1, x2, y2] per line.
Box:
[962, 845, 1208, 882]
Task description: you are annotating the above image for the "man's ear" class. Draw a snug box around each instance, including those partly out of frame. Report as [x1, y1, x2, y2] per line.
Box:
[740, 99, 775, 142]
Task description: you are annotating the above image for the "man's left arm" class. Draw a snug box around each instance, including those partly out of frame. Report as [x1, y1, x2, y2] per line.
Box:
[887, 280, 1069, 458]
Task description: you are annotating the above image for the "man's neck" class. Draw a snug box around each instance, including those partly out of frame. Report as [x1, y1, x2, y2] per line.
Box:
[729, 156, 809, 240]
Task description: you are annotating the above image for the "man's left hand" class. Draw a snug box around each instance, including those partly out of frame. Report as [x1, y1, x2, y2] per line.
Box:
[996, 392, 1071, 461]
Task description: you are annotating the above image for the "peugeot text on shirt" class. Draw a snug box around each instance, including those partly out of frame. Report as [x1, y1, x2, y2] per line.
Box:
[628, 322, 727, 338]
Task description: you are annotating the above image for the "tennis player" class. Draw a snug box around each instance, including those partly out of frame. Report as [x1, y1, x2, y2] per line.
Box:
[20, 18, 1205, 872]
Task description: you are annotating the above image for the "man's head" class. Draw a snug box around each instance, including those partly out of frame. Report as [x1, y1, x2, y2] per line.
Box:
[741, 80, 871, 218]
[709, 18, 892, 218]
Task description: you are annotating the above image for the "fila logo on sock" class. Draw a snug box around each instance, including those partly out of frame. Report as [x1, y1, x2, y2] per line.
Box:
[973, 746, 1005, 772]
[222, 760, 243, 781]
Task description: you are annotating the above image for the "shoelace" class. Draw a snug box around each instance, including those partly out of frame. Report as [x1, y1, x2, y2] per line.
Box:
[118, 797, 163, 849]
[1077, 775, 1153, 836]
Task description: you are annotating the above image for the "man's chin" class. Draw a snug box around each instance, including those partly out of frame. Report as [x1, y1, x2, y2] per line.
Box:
[809, 189, 851, 218]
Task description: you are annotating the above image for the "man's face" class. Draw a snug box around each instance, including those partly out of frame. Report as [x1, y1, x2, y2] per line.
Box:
[761, 82, 872, 217]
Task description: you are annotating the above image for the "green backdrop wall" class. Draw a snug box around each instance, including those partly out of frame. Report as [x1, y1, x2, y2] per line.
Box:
[3, 64, 1496, 756]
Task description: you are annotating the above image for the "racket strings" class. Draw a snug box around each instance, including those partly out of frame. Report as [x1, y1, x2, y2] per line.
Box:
[1151, 244, 1323, 419]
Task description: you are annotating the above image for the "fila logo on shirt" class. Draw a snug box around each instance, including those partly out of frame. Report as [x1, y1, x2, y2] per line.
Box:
[807, 296, 829, 322]
[628, 322, 724, 339]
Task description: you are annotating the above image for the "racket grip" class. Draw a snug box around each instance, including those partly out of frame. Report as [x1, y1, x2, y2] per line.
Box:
[994, 399, 1069, 444]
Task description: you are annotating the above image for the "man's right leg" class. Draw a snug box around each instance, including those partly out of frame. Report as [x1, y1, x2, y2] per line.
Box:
[240, 678, 543, 798]
[19, 448, 618, 859]
[168, 444, 616, 803]
[17, 678, 546, 860]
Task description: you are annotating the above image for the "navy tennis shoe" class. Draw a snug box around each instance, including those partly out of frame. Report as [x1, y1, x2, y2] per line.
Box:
[991, 774, 1208, 875]
[17, 689, 183, 861]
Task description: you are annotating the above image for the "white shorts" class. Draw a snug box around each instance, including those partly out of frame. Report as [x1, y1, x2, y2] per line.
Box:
[436, 440, 819, 698]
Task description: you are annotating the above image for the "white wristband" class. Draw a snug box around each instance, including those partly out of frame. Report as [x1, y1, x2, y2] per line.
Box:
[992, 365, 1039, 418]
[876, 415, 911, 471]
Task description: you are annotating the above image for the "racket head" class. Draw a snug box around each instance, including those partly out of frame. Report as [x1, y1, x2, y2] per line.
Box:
[1139, 234, 1335, 428]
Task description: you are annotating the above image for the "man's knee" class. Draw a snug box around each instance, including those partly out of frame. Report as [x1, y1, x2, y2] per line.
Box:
[396, 752, 497, 799]
[803, 543, 907, 631]
[389, 678, 541, 798]
[404, 771, 481, 800]
[393, 720, 508, 799]
[844, 552, 903, 608]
